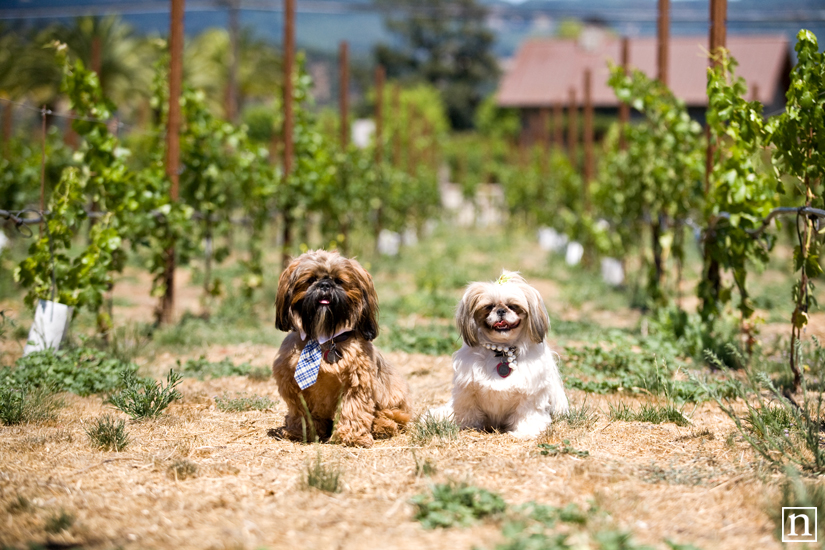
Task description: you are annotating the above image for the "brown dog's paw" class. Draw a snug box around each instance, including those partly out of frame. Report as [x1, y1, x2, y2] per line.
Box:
[335, 430, 374, 448]
[266, 426, 300, 441]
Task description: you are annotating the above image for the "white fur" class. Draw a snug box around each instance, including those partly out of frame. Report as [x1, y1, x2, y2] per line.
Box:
[429, 272, 569, 438]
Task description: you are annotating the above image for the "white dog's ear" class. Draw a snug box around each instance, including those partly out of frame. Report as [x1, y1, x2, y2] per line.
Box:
[456, 282, 485, 347]
[524, 284, 549, 343]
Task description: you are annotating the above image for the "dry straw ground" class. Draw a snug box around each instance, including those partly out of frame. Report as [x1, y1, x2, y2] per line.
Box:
[0, 347, 785, 550]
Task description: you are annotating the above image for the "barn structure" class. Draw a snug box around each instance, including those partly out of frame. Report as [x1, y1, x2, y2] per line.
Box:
[497, 31, 792, 146]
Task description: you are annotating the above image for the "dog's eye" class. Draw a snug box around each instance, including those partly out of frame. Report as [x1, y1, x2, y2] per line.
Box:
[333, 278, 343, 285]
[509, 305, 525, 314]
[483, 305, 494, 312]
[307, 276, 317, 285]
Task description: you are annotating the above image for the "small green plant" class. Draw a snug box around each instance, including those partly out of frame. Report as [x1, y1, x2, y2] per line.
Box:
[109, 369, 182, 420]
[84, 414, 130, 451]
[168, 459, 198, 481]
[2, 346, 140, 396]
[6, 494, 32, 514]
[702, 346, 825, 473]
[246, 365, 272, 382]
[177, 356, 255, 380]
[608, 402, 690, 427]
[0, 385, 63, 425]
[215, 392, 277, 412]
[303, 448, 342, 493]
[409, 415, 459, 445]
[538, 439, 590, 458]
[44, 509, 75, 533]
[411, 481, 506, 529]
[558, 399, 599, 430]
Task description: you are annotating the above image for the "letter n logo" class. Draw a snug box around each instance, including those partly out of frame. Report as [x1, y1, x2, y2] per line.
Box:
[783, 507, 817, 543]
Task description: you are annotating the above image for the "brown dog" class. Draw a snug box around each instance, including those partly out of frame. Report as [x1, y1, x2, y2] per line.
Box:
[272, 250, 411, 447]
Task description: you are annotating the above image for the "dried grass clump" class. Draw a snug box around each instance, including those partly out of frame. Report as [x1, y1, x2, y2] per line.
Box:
[169, 458, 198, 481]
[0, 385, 64, 425]
[303, 449, 342, 493]
[409, 415, 459, 445]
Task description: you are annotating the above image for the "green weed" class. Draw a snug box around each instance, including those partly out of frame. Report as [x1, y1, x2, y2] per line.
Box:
[538, 439, 589, 458]
[701, 346, 825, 474]
[411, 481, 506, 529]
[409, 415, 459, 445]
[6, 495, 32, 514]
[412, 450, 437, 476]
[44, 509, 75, 533]
[215, 392, 277, 412]
[557, 399, 599, 430]
[109, 369, 182, 420]
[246, 365, 272, 382]
[0, 385, 63, 425]
[382, 320, 459, 356]
[303, 449, 342, 493]
[2, 346, 139, 396]
[178, 356, 255, 380]
[608, 402, 690, 427]
[84, 414, 130, 451]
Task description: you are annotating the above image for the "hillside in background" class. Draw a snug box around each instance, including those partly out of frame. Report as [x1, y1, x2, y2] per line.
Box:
[2, 0, 824, 57]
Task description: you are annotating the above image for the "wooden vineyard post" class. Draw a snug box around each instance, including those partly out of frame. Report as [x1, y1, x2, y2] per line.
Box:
[553, 101, 563, 150]
[159, 0, 185, 324]
[657, 0, 670, 86]
[339, 41, 349, 149]
[392, 83, 401, 168]
[567, 87, 578, 169]
[619, 37, 630, 151]
[280, 0, 295, 268]
[583, 69, 593, 213]
[374, 65, 385, 166]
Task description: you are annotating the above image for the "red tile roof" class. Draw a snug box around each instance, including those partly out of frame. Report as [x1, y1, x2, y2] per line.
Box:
[496, 34, 790, 108]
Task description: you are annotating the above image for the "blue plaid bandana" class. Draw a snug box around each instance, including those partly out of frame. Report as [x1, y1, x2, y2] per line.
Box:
[294, 339, 323, 390]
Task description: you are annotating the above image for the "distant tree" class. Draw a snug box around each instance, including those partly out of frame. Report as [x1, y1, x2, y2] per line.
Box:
[373, 0, 498, 130]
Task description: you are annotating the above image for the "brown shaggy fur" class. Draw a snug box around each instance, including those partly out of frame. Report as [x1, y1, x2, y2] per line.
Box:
[272, 250, 411, 447]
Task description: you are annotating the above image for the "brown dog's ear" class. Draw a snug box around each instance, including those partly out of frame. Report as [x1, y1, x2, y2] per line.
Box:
[350, 259, 380, 341]
[523, 283, 549, 343]
[456, 282, 485, 347]
[275, 256, 301, 332]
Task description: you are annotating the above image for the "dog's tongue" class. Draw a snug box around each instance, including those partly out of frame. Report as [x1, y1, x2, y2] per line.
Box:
[493, 321, 510, 329]
[319, 299, 330, 305]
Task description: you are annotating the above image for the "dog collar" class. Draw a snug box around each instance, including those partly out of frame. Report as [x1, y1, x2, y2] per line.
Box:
[482, 342, 517, 377]
[320, 331, 353, 363]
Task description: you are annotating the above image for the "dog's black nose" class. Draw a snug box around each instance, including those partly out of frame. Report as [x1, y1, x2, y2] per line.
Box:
[495, 307, 507, 318]
[316, 278, 332, 291]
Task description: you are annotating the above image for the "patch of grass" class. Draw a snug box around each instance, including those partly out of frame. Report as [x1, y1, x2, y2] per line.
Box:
[0, 385, 63, 425]
[701, 345, 825, 474]
[168, 459, 198, 481]
[557, 399, 599, 430]
[2, 346, 139, 396]
[178, 356, 255, 380]
[409, 415, 459, 445]
[84, 414, 130, 451]
[303, 449, 342, 493]
[109, 369, 182, 420]
[215, 392, 277, 412]
[6, 494, 32, 514]
[382, 321, 459, 356]
[411, 481, 507, 529]
[44, 509, 75, 533]
[538, 439, 589, 458]
[246, 365, 272, 382]
[608, 402, 691, 427]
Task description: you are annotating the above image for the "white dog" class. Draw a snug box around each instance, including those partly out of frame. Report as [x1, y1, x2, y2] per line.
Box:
[431, 271, 568, 438]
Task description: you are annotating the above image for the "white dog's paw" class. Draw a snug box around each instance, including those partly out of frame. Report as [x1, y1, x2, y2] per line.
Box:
[508, 414, 551, 439]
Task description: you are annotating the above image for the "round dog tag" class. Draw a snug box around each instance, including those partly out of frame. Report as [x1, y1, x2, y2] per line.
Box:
[496, 362, 512, 378]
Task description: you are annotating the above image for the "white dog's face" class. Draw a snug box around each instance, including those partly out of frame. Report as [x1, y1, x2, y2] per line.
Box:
[456, 271, 549, 348]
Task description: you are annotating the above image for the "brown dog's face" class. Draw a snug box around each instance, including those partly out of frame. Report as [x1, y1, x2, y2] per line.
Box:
[275, 250, 379, 341]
